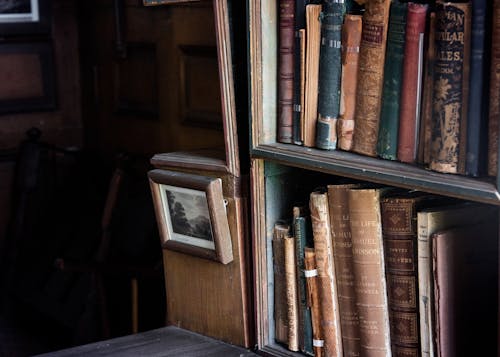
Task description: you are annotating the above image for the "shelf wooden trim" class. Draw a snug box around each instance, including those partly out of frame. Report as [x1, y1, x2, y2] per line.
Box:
[251, 143, 500, 205]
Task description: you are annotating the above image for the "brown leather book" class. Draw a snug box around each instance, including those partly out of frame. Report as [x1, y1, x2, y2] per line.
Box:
[278, 0, 295, 143]
[284, 236, 299, 351]
[488, 0, 500, 176]
[303, 4, 322, 147]
[327, 184, 361, 357]
[272, 222, 290, 344]
[351, 0, 392, 157]
[397, 3, 428, 163]
[418, 11, 436, 165]
[430, 1, 471, 174]
[304, 247, 324, 357]
[309, 190, 343, 357]
[432, 222, 498, 357]
[380, 192, 431, 356]
[300, 28, 307, 144]
[348, 188, 392, 356]
[338, 14, 363, 152]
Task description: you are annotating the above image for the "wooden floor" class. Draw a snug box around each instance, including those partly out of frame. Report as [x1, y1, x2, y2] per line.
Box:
[35, 326, 258, 357]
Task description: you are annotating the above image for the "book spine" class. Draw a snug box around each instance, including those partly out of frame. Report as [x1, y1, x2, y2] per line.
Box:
[293, 0, 308, 145]
[430, 1, 471, 174]
[488, 0, 500, 176]
[381, 197, 421, 356]
[338, 14, 362, 151]
[278, 0, 295, 144]
[273, 223, 290, 344]
[316, 0, 345, 150]
[300, 28, 307, 143]
[304, 247, 324, 357]
[376, 2, 408, 160]
[304, 4, 322, 147]
[327, 184, 360, 357]
[294, 213, 314, 354]
[285, 236, 300, 351]
[309, 191, 343, 357]
[351, 0, 392, 157]
[397, 3, 428, 164]
[418, 11, 436, 165]
[465, 0, 489, 176]
[348, 188, 391, 356]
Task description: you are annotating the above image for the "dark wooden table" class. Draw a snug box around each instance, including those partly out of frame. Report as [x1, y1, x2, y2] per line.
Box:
[35, 326, 258, 357]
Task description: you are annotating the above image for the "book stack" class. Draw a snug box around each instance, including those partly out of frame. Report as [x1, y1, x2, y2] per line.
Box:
[277, 0, 498, 177]
[271, 185, 498, 356]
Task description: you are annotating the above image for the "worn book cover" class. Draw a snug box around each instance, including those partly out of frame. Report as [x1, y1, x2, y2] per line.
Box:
[273, 222, 291, 344]
[488, 0, 500, 176]
[304, 247, 324, 357]
[284, 235, 299, 351]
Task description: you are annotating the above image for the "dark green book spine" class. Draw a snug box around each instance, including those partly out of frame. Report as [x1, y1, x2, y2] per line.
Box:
[294, 215, 314, 355]
[316, 0, 345, 150]
[376, 1, 408, 160]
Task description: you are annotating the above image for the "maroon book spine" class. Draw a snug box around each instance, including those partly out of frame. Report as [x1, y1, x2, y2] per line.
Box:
[278, 0, 295, 143]
[397, 3, 428, 163]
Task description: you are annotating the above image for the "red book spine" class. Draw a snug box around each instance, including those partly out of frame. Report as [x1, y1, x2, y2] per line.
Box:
[397, 3, 428, 163]
[278, 0, 295, 143]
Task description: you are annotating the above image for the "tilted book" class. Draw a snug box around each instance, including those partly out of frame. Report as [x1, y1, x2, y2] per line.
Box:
[273, 222, 291, 344]
[417, 203, 496, 357]
[278, 0, 295, 144]
[338, 14, 363, 152]
[488, 0, 500, 176]
[376, 1, 408, 160]
[309, 190, 343, 357]
[284, 235, 299, 351]
[432, 222, 498, 357]
[397, 2, 428, 164]
[316, 0, 345, 150]
[351, 0, 392, 157]
[327, 184, 361, 357]
[304, 247, 324, 357]
[430, 1, 471, 174]
[303, 4, 322, 147]
[348, 187, 392, 356]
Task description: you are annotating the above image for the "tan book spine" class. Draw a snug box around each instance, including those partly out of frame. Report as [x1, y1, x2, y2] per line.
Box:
[284, 236, 299, 351]
[338, 14, 363, 152]
[327, 184, 361, 357]
[309, 191, 343, 357]
[351, 0, 393, 157]
[273, 223, 290, 344]
[488, 0, 500, 176]
[303, 4, 322, 147]
[349, 188, 391, 356]
[305, 247, 324, 357]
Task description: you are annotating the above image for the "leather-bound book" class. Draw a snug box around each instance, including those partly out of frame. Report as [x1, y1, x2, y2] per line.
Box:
[380, 192, 431, 356]
[303, 4, 322, 147]
[278, 0, 295, 144]
[304, 247, 324, 357]
[309, 190, 343, 357]
[327, 184, 361, 357]
[397, 3, 428, 164]
[293, 0, 309, 145]
[488, 0, 500, 176]
[465, 0, 490, 176]
[293, 206, 314, 354]
[273, 222, 291, 344]
[338, 14, 363, 151]
[418, 11, 436, 165]
[432, 222, 498, 357]
[348, 187, 392, 356]
[351, 0, 392, 157]
[284, 236, 299, 351]
[316, 0, 346, 150]
[430, 1, 471, 174]
[376, 1, 408, 160]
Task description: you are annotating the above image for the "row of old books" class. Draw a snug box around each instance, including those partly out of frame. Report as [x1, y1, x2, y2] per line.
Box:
[278, 0, 500, 177]
[272, 185, 498, 356]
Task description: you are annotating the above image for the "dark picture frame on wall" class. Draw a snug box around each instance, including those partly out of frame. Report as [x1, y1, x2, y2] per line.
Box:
[0, 0, 51, 35]
[0, 41, 56, 114]
[148, 169, 233, 264]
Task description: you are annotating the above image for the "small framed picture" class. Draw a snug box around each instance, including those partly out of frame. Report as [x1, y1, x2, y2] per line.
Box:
[0, 0, 51, 35]
[148, 169, 233, 264]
